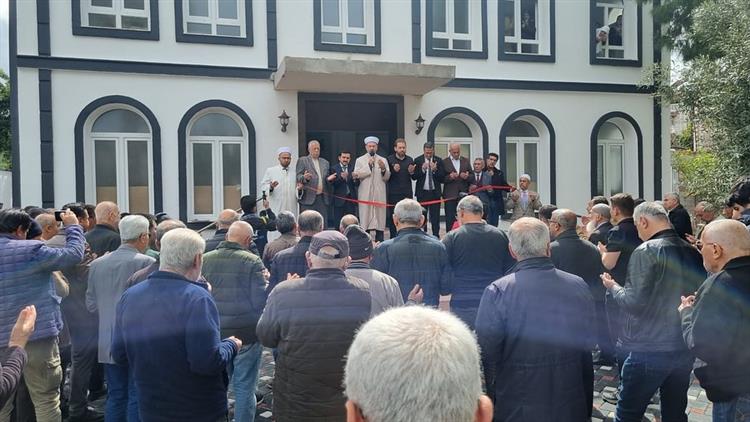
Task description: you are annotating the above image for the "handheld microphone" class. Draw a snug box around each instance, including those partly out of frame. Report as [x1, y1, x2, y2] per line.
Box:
[369, 151, 375, 169]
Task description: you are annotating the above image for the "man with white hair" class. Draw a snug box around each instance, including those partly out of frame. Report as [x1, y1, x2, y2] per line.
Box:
[344, 306, 493, 422]
[588, 203, 613, 245]
[257, 230, 371, 422]
[296, 140, 331, 223]
[505, 174, 542, 221]
[663, 192, 693, 240]
[86, 215, 155, 421]
[260, 146, 299, 217]
[204, 209, 239, 253]
[85, 201, 121, 257]
[202, 221, 267, 422]
[689, 201, 722, 244]
[476, 217, 594, 421]
[372, 198, 450, 307]
[680, 219, 750, 420]
[601, 202, 705, 422]
[353, 136, 390, 242]
[111, 228, 241, 421]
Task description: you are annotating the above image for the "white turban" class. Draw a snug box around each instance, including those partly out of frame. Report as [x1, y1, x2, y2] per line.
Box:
[277, 146, 291, 155]
[519, 173, 531, 181]
[364, 136, 379, 145]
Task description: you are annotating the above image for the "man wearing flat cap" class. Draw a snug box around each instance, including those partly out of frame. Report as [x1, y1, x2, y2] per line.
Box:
[257, 230, 371, 422]
[260, 147, 298, 218]
[353, 136, 391, 242]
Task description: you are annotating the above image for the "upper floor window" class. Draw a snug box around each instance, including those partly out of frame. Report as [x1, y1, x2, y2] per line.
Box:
[499, 0, 555, 62]
[73, 0, 159, 40]
[175, 0, 253, 45]
[314, 0, 381, 53]
[590, 0, 642, 66]
[426, 0, 488, 59]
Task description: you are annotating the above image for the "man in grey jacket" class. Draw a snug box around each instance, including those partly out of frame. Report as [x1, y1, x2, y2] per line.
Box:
[344, 225, 422, 316]
[86, 215, 154, 422]
[296, 140, 331, 223]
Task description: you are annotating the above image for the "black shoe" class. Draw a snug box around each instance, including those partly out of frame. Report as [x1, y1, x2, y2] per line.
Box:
[68, 407, 105, 422]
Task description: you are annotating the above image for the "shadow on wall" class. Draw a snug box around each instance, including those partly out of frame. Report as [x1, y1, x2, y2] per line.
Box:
[0, 170, 11, 209]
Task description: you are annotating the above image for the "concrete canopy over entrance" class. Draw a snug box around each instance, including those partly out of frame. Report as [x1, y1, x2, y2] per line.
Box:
[273, 57, 455, 96]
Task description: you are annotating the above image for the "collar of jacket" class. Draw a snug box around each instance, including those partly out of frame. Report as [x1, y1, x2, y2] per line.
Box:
[348, 261, 370, 269]
[149, 270, 193, 283]
[306, 267, 346, 277]
[298, 236, 313, 245]
[617, 217, 634, 225]
[648, 228, 678, 241]
[722, 255, 750, 271]
[511, 256, 555, 273]
[216, 241, 247, 251]
[396, 227, 425, 236]
[0, 233, 19, 240]
[554, 230, 579, 241]
[214, 228, 228, 236]
[94, 223, 118, 233]
[117, 243, 141, 254]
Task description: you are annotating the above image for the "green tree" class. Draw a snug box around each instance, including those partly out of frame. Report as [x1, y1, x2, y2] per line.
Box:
[0, 70, 10, 170]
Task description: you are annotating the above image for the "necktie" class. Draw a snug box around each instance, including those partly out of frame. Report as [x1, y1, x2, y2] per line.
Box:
[475, 173, 481, 186]
[427, 160, 434, 191]
[343, 166, 349, 195]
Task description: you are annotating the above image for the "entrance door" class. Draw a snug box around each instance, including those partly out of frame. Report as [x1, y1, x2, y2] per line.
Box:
[307, 131, 391, 167]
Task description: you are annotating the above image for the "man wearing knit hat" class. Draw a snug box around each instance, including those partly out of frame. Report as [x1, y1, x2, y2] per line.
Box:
[353, 136, 390, 242]
[344, 225, 422, 316]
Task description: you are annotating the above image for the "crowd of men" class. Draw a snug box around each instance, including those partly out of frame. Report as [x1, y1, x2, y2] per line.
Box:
[1, 141, 750, 422]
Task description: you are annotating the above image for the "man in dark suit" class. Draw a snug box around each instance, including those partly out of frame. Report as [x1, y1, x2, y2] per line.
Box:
[485, 153, 508, 226]
[386, 139, 415, 238]
[468, 158, 493, 218]
[588, 203, 613, 246]
[663, 192, 693, 240]
[328, 151, 358, 228]
[296, 140, 331, 224]
[412, 143, 445, 237]
[442, 143, 471, 232]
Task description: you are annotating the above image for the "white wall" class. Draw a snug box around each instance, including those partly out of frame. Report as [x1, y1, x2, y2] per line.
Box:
[0, 171, 11, 209]
[17, 67, 42, 207]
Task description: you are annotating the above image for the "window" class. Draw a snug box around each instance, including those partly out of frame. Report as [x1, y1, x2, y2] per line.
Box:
[426, 0, 487, 58]
[177, 0, 253, 45]
[590, 0, 641, 66]
[505, 120, 540, 192]
[596, 122, 625, 197]
[434, 117, 474, 159]
[499, 0, 554, 61]
[88, 108, 153, 213]
[73, 0, 159, 39]
[187, 111, 248, 221]
[314, 0, 381, 53]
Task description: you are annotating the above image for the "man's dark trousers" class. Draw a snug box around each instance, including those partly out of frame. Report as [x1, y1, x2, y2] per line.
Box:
[387, 193, 413, 238]
[333, 201, 357, 229]
[418, 192, 441, 237]
[444, 199, 458, 233]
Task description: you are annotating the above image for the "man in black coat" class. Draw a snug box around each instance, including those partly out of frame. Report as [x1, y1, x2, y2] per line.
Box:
[327, 151, 359, 229]
[588, 203, 613, 246]
[268, 210, 323, 290]
[412, 143, 445, 237]
[485, 153, 508, 226]
[663, 192, 693, 240]
[85, 201, 121, 257]
[386, 139, 415, 238]
[205, 209, 239, 253]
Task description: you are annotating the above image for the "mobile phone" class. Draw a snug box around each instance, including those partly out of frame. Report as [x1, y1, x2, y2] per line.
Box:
[54, 210, 64, 222]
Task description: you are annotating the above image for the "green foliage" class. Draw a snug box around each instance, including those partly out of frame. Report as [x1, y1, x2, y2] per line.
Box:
[0, 70, 9, 170]
[672, 151, 739, 206]
[672, 122, 694, 151]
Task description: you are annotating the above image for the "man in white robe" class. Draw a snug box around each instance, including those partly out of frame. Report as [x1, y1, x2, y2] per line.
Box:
[260, 147, 298, 242]
[354, 136, 391, 241]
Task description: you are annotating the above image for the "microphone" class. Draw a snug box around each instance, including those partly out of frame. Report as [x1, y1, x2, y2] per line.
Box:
[369, 151, 375, 169]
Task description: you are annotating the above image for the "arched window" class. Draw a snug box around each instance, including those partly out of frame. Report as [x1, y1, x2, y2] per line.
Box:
[87, 107, 153, 213]
[186, 109, 248, 220]
[596, 122, 625, 196]
[506, 119, 541, 193]
[590, 112, 642, 198]
[434, 116, 480, 159]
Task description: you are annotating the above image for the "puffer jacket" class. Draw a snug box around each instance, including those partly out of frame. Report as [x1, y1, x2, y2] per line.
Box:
[202, 241, 268, 344]
[256, 268, 371, 422]
[370, 227, 451, 306]
[0, 225, 85, 345]
[610, 229, 706, 352]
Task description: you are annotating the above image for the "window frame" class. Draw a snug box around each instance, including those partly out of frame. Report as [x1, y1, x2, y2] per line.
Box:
[86, 105, 155, 213]
[313, 0, 381, 54]
[498, 0, 555, 63]
[589, 0, 642, 67]
[175, 0, 253, 46]
[72, 0, 160, 40]
[596, 139, 625, 197]
[186, 109, 249, 222]
[505, 136, 541, 194]
[425, 0, 488, 59]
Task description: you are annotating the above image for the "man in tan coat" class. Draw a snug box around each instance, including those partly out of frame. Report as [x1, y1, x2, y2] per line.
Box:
[506, 173, 542, 221]
[353, 136, 390, 241]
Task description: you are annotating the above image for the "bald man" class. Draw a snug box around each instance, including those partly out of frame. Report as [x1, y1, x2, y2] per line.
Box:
[35, 213, 59, 241]
[205, 209, 239, 253]
[680, 219, 750, 418]
[339, 214, 359, 233]
[86, 201, 121, 257]
[202, 220, 268, 422]
[442, 143, 471, 233]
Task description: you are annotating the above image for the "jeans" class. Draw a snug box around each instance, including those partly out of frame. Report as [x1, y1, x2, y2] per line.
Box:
[713, 393, 750, 422]
[104, 363, 140, 422]
[616, 351, 694, 422]
[227, 342, 263, 422]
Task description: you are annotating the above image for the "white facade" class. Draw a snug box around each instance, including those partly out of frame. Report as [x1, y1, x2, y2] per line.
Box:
[10, 0, 671, 221]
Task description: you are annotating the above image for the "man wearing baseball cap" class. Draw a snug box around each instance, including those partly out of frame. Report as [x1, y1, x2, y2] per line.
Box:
[256, 230, 371, 422]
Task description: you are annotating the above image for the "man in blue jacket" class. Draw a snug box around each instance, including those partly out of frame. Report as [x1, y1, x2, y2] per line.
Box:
[112, 228, 241, 422]
[0, 208, 85, 422]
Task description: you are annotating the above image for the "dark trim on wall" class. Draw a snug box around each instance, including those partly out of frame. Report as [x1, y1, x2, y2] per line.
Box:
[499, 109, 557, 204]
[427, 106, 490, 161]
[74, 95, 163, 212]
[411, 0, 421, 63]
[497, 0, 555, 63]
[267, 0, 278, 69]
[312, 0, 382, 54]
[39, 70, 54, 207]
[446, 78, 653, 94]
[174, 0, 253, 46]
[425, 0, 488, 59]
[589, 111, 644, 199]
[37, 0, 51, 56]
[17, 55, 274, 79]
[589, 0, 642, 67]
[10, 0, 20, 207]
[72, 0, 160, 40]
[652, 0, 662, 199]
[177, 100, 256, 222]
